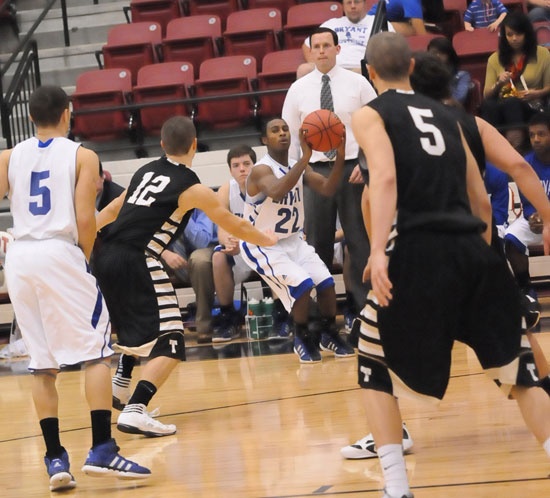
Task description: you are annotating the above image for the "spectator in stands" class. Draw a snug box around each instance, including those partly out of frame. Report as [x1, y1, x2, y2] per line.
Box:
[300, 0, 395, 75]
[368, 0, 426, 35]
[463, 0, 507, 32]
[485, 162, 510, 239]
[161, 209, 218, 344]
[427, 37, 472, 104]
[504, 112, 550, 299]
[282, 27, 376, 320]
[482, 13, 550, 143]
[527, 0, 550, 23]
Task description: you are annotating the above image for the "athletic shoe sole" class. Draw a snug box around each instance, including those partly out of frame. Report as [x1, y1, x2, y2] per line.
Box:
[117, 423, 176, 438]
[49, 472, 76, 491]
[293, 347, 321, 363]
[81, 464, 151, 479]
[212, 336, 232, 343]
[319, 343, 355, 358]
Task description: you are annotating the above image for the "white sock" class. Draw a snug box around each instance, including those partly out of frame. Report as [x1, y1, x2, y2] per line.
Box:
[378, 443, 410, 497]
[543, 437, 550, 458]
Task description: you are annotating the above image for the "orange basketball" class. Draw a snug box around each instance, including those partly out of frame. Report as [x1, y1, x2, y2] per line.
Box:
[302, 109, 344, 152]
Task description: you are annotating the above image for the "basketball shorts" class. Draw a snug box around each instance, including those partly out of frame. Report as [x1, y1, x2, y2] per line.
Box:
[93, 242, 185, 360]
[240, 232, 334, 312]
[504, 216, 542, 255]
[5, 238, 113, 371]
[355, 231, 540, 403]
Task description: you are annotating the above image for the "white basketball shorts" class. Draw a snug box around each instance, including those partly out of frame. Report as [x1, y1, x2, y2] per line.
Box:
[240, 232, 334, 312]
[504, 216, 543, 255]
[5, 238, 113, 370]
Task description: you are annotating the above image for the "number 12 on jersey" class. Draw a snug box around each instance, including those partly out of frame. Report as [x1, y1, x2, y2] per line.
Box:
[127, 172, 171, 207]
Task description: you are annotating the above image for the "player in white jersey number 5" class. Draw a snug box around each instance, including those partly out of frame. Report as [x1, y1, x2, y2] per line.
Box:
[241, 118, 355, 362]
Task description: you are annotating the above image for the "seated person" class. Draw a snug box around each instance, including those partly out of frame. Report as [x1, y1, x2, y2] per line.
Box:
[300, 0, 395, 75]
[527, 0, 550, 23]
[368, 0, 426, 36]
[464, 0, 507, 32]
[504, 112, 550, 299]
[213, 145, 290, 342]
[484, 162, 510, 239]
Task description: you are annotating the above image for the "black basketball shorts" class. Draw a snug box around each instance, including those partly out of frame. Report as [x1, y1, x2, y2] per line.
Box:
[93, 242, 185, 360]
[356, 231, 540, 403]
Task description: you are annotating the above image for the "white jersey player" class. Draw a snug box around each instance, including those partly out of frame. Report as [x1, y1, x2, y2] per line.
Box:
[0, 85, 150, 492]
[240, 118, 355, 363]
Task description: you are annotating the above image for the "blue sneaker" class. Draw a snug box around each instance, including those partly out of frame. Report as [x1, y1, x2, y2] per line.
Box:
[319, 332, 355, 357]
[269, 316, 291, 340]
[45, 450, 76, 491]
[294, 335, 322, 363]
[81, 439, 151, 479]
[344, 311, 355, 332]
[212, 311, 240, 343]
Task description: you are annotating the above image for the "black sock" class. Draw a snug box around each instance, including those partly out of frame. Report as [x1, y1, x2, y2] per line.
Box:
[220, 304, 233, 316]
[320, 316, 337, 335]
[294, 322, 309, 339]
[540, 375, 550, 397]
[345, 292, 356, 312]
[40, 418, 63, 458]
[91, 410, 112, 448]
[127, 380, 157, 408]
[116, 354, 136, 379]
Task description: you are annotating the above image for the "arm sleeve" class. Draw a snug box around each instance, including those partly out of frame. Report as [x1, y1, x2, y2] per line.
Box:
[403, 0, 424, 19]
[484, 53, 499, 94]
[496, 1, 508, 14]
[463, 5, 474, 24]
[183, 209, 215, 249]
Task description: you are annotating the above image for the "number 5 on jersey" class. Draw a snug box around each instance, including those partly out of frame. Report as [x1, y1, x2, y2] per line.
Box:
[29, 171, 51, 215]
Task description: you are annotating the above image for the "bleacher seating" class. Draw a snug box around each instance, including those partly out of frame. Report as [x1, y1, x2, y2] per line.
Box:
[257, 49, 304, 117]
[500, 0, 527, 13]
[223, 8, 282, 71]
[439, 0, 467, 38]
[129, 0, 184, 36]
[464, 78, 482, 114]
[187, 0, 239, 27]
[194, 55, 258, 128]
[406, 33, 445, 52]
[133, 62, 195, 135]
[453, 29, 499, 88]
[283, 1, 343, 49]
[245, 0, 297, 22]
[163, 15, 222, 79]
[101, 22, 162, 85]
[71, 68, 133, 141]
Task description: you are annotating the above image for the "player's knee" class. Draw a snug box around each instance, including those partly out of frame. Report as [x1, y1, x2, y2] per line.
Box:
[212, 251, 229, 271]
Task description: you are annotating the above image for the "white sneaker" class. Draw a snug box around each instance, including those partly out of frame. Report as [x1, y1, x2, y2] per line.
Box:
[340, 422, 414, 459]
[117, 407, 176, 437]
[112, 381, 131, 411]
[382, 490, 414, 498]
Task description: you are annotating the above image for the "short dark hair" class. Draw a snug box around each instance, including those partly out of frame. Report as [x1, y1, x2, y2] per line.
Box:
[499, 13, 537, 67]
[160, 116, 196, 155]
[29, 86, 69, 127]
[367, 32, 411, 81]
[410, 51, 453, 101]
[528, 111, 550, 129]
[260, 117, 287, 139]
[227, 145, 257, 167]
[309, 27, 339, 47]
[427, 37, 460, 74]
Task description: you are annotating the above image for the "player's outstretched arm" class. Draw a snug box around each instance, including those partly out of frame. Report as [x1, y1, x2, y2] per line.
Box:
[352, 106, 396, 306]
[75, 147, 100, 260]
[96, 190, 127, 231]
[476, 116, 550, 254]
[0, 150, 12, 200]
[179, 184, 276, 246]
[304, 129, 346, 196]
[460, 126, 492, 245]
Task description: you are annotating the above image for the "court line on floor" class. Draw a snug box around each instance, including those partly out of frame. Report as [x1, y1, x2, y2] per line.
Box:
[0, 371, 485, 445]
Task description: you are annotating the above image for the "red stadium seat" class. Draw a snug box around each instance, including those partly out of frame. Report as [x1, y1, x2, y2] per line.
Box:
[194, 55, 257, 128]
[163, 15, 222, 79]
[245, 0, 297, 22]
[223, 8, 282, 71]
[129, 0, 184, 36]
[406, 33, 445, 52]
[257, 49, 304, 117]
[464, 78, 482, 115]
[133, 62, 195, 135]
[102, 22, 162, 85]
[500, 0, 526, 13]
[186, 0, 239, 27]
[453, 29, 498, 88]
[439, 0, 467, 37]
[71, 68, 133, 141]
[284, 2, 343, 49]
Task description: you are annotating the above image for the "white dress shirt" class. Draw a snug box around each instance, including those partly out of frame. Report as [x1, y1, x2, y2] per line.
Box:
[282, 64, 377, 163]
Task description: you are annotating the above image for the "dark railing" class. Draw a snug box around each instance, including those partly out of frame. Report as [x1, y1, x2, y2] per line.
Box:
[0, 0, 72, 148]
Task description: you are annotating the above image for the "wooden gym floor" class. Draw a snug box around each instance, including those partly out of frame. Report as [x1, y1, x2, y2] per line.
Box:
[0, 330, 549, 497]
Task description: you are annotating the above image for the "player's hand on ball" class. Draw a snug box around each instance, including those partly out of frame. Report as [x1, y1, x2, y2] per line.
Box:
[336, 128, 346, 159]
[529, 212, 543, 234]
[299, 127, 313, 161]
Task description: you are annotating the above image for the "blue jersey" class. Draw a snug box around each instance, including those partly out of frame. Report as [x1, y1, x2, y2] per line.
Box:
[520, 151, 550, 219]
[369, 0, 423, 21]
[463, 0, 507, 28]
[484, 162, 509, 226]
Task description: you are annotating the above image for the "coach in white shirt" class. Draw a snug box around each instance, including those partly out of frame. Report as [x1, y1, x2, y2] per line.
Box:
[282, 26, 377, 314]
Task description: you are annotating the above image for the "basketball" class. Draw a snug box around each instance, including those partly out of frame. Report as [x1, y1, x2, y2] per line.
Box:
[302, 109, 344, 152]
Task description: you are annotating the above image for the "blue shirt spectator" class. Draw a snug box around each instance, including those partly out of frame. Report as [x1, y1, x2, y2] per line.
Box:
[484, 162, 509, 227]
[368, 0, 425, 34]
[520, 151, 550, 219]
[464, 0, 507, 30]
